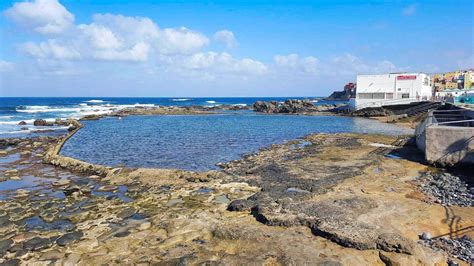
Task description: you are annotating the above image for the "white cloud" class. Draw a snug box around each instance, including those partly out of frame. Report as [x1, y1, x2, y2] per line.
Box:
[0, 60, 15, 72]
[20, 40, 81, 60]
[14, 11, 209, 62]
[92, 42, 150, 62]
[179, 52, 267, 76]
[274, 54, 319, 74]
[328, 53, 402, 76]
[78, 24, 123, 50]
[158, 27, 209, 55]
[402, 4, 417, 16]
[5, 0, 74, 34]
[213, 30, 238, 49]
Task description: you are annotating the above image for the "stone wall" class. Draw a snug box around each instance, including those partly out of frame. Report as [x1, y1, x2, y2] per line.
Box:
[43, 124, 112, 176]
[424, 125, 474, 165]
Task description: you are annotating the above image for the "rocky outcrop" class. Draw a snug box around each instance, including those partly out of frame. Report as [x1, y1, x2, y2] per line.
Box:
[33, 119, 53, 126]
[253, 99, 338, 114]
[351, 107, 394, 117]
[325, 90, 354, 101]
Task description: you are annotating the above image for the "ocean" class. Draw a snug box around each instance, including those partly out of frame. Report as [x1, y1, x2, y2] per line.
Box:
[0, 97, 327, 137]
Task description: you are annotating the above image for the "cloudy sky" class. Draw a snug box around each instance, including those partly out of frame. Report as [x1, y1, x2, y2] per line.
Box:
[0, 0, 472, 97]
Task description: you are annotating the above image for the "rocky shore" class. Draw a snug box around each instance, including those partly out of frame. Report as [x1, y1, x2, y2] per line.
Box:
[1, 124, 472, 264]
[253, 99, 347, 114]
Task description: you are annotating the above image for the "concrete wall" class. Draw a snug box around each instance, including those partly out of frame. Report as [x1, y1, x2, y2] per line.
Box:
[424, 125, 474, 165]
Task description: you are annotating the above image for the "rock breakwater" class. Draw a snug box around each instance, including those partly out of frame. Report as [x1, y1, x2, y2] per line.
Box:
[253, 99, 344, 114]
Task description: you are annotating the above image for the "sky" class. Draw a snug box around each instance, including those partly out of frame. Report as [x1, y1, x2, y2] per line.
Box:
[0, 0, 472, 97]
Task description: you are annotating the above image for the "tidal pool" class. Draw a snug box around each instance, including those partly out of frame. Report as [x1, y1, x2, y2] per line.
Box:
[61, 112, 413, 171]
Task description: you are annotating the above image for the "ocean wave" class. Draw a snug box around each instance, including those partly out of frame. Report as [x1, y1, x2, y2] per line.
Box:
[84, 100, 106, 103]
[171, 98, 192, 102]
[232, 103, 247, 107]
[0, 118, 58, 125]
[79, 103, 88, 106]
[206, 100, 216, 104]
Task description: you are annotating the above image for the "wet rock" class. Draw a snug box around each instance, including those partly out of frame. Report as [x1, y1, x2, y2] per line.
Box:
[41, 250, 65, 260]
[114, 230, 130, 238]
[33, 119, 53, 127]
[52, 179, 71, 187]
[227, 199, 256, 211]
[111, 168, 122, 175]
[56, 231, 83, 246]
[117, 207, 136, 219]
[20, 151, 31, 157]
[138, 221, 151, 230]
[14, 189, 29, 198]
[80, 114, 104, 121]
[0, 150, 7, 156]
[1, 259, 20, 266]
[9, 176, 21, 181]
[97, 185, 119, 192]
[63, 185, 81, 196]
[215, 195, 231, 205]
[24, 237, 52, 251]
[0, 239, 13, 255]
[20, 127, 29, 131]
[166, 198, 184, 207]
[18, 121, 27, 126]
[4, 169, 19, 176]
[0, 214, 11, 227]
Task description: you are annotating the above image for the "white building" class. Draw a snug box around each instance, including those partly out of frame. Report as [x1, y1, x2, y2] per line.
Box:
[349, 73, 433, 110]
[435, 89, 473, 98]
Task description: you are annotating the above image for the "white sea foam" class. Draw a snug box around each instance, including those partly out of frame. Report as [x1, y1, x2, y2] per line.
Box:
[171, 98, 192, 102]
[79, 103, 88, 106]
[0, 116, 14, 119]
[132, 103, 155, 107]
[232, 103, 247, 107]
[311, 100, 319, 103]
[84, 100, 105, 103]
[0, 119, 35, 125]
[206, 100, 216, 104]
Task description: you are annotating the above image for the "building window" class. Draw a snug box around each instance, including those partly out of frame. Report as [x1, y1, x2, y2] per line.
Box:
[358, 93, 385, 99]
[385, 93, 394, 99]
[401, 93, 410, 99]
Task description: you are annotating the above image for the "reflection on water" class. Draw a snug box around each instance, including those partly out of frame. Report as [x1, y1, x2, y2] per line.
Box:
[61, 113, 413, 171]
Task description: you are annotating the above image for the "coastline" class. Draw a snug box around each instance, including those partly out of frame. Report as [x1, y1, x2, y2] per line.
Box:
[0, 107, 472, 265]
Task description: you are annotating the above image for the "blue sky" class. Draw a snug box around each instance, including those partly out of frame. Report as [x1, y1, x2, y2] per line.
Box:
[0, 0, 472, 97]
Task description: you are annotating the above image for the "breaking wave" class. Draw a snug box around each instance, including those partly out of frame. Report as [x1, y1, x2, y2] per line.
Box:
[171, 98, 192, 102]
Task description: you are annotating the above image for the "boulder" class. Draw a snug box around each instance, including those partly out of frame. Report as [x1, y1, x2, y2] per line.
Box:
[33, 119, 53, 127]
[18, 121, 27, 126]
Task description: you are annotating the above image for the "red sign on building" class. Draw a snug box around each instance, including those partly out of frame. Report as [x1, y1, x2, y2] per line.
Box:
[397, 75, 417, 80]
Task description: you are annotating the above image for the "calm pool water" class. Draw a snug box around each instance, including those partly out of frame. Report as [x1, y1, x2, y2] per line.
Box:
[61, 112, 412, 171]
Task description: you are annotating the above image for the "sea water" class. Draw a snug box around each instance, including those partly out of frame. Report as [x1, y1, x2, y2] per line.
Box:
[0, 97, 326, 137]
[61, 112, 413, 171]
